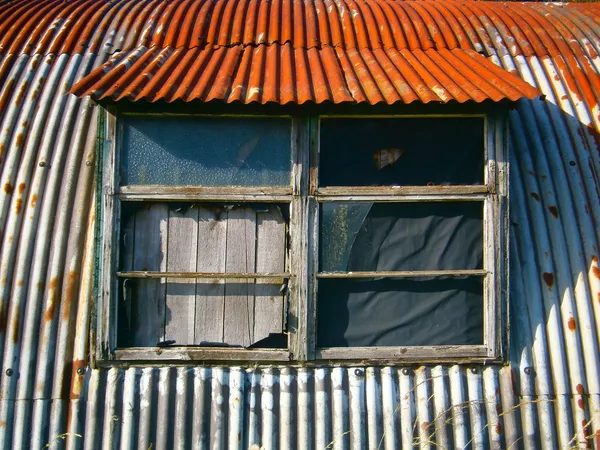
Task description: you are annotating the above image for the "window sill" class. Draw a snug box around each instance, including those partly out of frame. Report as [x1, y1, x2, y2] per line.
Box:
[316, 345, 494, 362]
[107, 347, 291, 364]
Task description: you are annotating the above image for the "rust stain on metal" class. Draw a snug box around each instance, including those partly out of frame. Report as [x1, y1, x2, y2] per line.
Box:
[576, 384, 585, 395]
[3, 183, 12, 194]
[495, 422, 503, 435]
[11, 304, 20, 344]
[17, 280, 23, 287]
[578, 398, 585, 410]
[548, 205, 559, 218]
[568, 316, 577, 331]
[530, 192, 540, 201]
[44, 277, 58, 322]
[30, 193, 37, 208]
[18, 182, 25, 194]
[63, 271, 77, 320]
[70, 359, 86, 399]
[542, 272, 554, 290]
[15, 197, 23, 214]
[15, 133, 23, 147]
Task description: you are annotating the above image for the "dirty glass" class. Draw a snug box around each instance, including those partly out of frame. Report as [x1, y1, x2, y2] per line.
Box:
[319, 117, 485, 186]
[120, 116, 292, 186]
[319, 201, 483, 272]
[317, 276, 484, 347]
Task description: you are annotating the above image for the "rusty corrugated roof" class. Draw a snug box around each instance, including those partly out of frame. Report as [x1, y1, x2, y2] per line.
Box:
[71, 43, 538, 104]
[61, 0, 541, 104]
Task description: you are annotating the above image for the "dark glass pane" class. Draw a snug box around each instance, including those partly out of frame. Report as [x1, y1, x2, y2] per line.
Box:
[120, 116, 292, 186]
[320, 202, 483, 272]
[319, 117, 484, 186]
[317, 277, 484, 347]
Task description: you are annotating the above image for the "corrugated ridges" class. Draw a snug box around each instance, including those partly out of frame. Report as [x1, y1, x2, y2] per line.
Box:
[1, 0, 600, 56]
[70, 44, 540, 104]
[0, 0, 599, 448]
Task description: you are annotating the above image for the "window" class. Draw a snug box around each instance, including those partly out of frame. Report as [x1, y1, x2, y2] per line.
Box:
[97, 112, 507, 363]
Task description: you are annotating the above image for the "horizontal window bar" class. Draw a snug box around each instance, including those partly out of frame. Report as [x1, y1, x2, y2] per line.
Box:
[317, 270, 488, 278]
[316, 194, 489, 203]
[118, 185, 293, 195]
[117, 194, 293, 202]
[316, 345, 490, 361]
[117, 271, 290, 279]
[317, 186, 491, 196]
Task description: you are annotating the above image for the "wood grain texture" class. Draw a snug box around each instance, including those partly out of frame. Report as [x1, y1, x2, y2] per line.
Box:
[165, 204, 199, 344]
[131, 203, 168, 346]
[224, 207, 256, 346]
[254, 207, 286, 342]
[195, 206, 227, 344]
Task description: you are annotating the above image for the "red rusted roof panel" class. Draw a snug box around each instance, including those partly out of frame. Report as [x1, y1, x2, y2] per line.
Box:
[71, 43, 540, 104]
[1, 0, 600, 56]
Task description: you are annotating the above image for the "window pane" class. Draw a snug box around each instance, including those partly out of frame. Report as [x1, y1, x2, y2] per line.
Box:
[320, 202, 483, 272]
[317, 277, 484, 347]
[118, 202, 288, 347]
[319, 117, 484, 186]
[120, 116, 292, 186]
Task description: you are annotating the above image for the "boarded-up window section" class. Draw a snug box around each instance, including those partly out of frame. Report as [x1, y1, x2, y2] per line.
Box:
[118, 203, 288, 348]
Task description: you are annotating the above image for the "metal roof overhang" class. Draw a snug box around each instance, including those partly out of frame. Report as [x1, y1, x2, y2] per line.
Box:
[71, 43, 540, 105]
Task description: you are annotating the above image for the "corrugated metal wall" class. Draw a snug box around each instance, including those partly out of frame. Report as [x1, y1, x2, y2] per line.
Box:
[1, 1, 600, 448]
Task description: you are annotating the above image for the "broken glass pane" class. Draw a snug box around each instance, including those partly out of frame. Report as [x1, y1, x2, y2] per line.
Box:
[320, 201, 483, 272]
[120, 116, 292, 186]
[319, 117, 485, 186]
[317, 276, 484, 347]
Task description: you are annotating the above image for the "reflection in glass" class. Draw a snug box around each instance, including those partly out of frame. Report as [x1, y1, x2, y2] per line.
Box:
[120, 116, 292, 186]
[320, 202, 483, 272]
[319, 117, 485, 186]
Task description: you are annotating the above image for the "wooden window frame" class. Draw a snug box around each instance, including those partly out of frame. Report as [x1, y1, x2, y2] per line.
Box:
[94, 109, 508, 365]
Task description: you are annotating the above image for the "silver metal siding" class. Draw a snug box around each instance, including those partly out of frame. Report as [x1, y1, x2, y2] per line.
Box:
[1, 2, 600, 449]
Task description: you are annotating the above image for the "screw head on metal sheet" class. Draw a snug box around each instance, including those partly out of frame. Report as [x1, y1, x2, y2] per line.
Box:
[77, 367, 85, 375]
[354, 369, 364, 377]
[5, 369, 12, 376]
[569, 161, 576, 166]
[86, 160, 93, 166]
[402, 368, 411, 376]
[470, 367, 478, 374]
[524, 367, 533, 375]
[39, 161, 47, 167]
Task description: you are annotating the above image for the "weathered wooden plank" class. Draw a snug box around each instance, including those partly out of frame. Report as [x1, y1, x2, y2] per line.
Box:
[132, 204, 168, 346]
[117, 272, 287, 279]
[195, 206, 227, 344]
[120, 209, 135, 335]
[165, 204, 199, 345]
[253, 207, 287, 343]
[317, 270, 488, 278]
[223, 207, 256, 347]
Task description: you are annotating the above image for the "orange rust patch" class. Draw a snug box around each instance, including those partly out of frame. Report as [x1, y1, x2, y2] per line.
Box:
[548, 206, 559, 218]
[496, 422, 503, 435]
[421, 421, 430, 430]
[543, 272, 554, 290]
[3, 183, 12, 194]
[44, 277, 58, 322]
[17, 280, 23, 287]
[63, 271, 77, 320]
[36, 281, 43, 290]
[576, 384, 585, 395]
[592, 266, 600, 280]
[530, 192, 540, 201]
[15, 198, 22, 214]
[11, 304, 20, 344]
[70, 359, 86, 399]
[30, 193, 37, 208]
[568, 317, 577, 331]
[578, 398, 585, 410]
[18, 183, 25, 194]
[15, 133, 23, 147]
[593, 256, 598, 262]
[15, 84, 27, 105]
